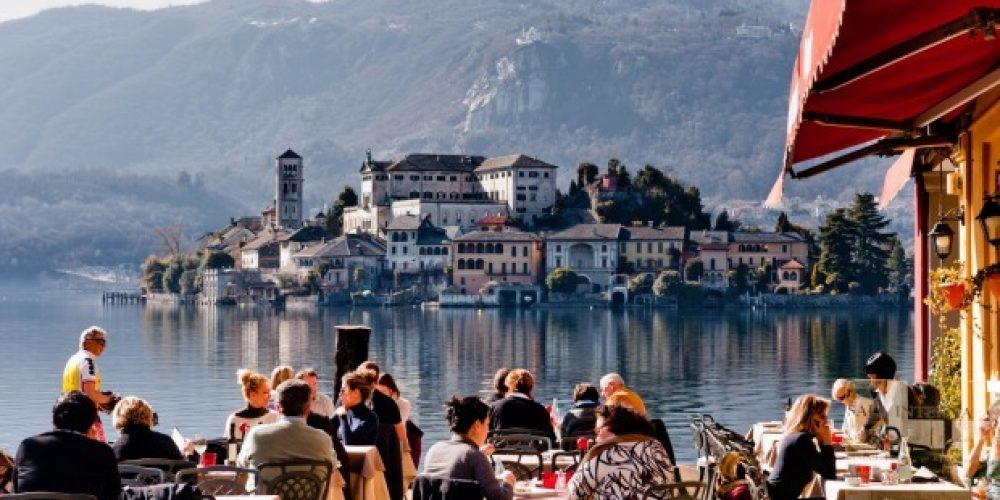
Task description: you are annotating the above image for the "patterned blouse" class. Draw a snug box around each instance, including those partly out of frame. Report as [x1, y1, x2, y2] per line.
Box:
[567, 434, 673, 500]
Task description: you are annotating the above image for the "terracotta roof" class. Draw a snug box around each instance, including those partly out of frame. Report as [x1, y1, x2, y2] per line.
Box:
[478, 215, 509, 225]
[452, 230, 541, 242]
[779, 259, 806, 270]
[546, 224, 623, 241]
[624, 226, 685, 240]
[385, 154, 485, 173]
[278, 149, 302, 160]
[475, 154, 558, 172]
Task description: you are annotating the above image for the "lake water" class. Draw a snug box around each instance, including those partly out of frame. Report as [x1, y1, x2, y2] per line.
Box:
[0, 287, 913, 464]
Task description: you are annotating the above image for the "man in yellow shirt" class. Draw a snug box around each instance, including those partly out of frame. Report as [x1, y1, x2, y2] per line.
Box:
[62, 326, 114, 441]
[599, 373, 646, 416]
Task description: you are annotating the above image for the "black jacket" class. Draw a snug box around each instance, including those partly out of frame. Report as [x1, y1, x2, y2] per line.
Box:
[113, 424, 184, 462]
[559, 401, 599, 438]
[488, 395, 556, 443]
[15, 430, 121, 500]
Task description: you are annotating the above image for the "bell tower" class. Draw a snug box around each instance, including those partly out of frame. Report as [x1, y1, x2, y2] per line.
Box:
[275, 149, 303, 229]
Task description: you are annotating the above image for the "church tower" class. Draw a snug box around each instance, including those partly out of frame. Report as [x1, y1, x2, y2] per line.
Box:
[275, 149, 303, 229]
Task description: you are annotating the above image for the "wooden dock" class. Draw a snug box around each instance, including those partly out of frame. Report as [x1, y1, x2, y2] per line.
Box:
[102, 290, 144, 304]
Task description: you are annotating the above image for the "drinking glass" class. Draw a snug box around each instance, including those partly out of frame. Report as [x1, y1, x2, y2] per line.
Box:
[193, 434, 208, 456]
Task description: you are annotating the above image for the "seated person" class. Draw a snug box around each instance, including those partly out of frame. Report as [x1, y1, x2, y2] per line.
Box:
[560, 383, 600, 438]
[422, 396, 514, 500]
[488, 369, 557, 443]
[963, 413, 1000, 495]
[14, 391, 121, 500]
[831, 379, 873, 443]
[111, 396, 183, 461]
[226, 369, 279, 439]
[864, 352, 908, 433]
[269, 365, 294, 411]
[237, 379, 338, 484]
[600, 373, 647, 416]
[297, 367, 335, 417]
[566, 405, 672, 499]
[335, 372, 379, 446]
[765, 395, 836, 500]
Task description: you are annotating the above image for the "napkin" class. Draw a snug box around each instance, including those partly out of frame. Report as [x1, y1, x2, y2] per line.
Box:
[911, 466, 938, 483]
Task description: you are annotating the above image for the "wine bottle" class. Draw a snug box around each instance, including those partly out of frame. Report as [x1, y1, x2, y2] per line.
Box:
[226, 423, 238, 465]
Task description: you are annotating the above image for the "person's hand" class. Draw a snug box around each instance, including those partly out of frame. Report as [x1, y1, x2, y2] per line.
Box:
[500, 470, 515, 486]
[815, 422, 833, 446]
[480, 443, 495, 456]
[978, 416, 995, 439]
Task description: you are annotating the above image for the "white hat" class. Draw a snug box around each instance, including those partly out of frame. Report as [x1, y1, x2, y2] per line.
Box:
[79, 326, 107, 347]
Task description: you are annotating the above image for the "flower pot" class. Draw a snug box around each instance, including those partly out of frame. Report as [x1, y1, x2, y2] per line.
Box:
[988, 274, 1000, 300]
[941, 281, 966, 310]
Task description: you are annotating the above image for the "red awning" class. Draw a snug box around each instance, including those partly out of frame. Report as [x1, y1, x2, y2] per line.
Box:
[767, 0, 1000, 206]
[878, 148, 915, 209]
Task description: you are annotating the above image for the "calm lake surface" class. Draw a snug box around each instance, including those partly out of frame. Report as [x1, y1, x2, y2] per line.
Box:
[0, 287, 913, 464]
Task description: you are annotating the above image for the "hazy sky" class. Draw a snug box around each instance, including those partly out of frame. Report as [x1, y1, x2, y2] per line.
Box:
[0, 1, 209, 23]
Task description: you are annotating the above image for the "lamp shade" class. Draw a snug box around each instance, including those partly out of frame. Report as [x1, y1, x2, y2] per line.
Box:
[976, 196, 1000, 249]
[928, 219, 954, 260]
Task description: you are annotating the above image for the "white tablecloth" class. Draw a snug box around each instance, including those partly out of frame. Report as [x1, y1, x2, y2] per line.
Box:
[824, 479, 967, 500]
[344, 445, 390, 500]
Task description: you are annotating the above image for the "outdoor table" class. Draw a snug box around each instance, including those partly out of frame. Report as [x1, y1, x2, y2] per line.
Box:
[823, 479, 967, 499]
[344, 445, 390, 500]
[751, 421, 784, 470]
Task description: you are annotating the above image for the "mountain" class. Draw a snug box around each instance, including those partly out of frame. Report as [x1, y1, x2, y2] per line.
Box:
[0, 0, 887, 275]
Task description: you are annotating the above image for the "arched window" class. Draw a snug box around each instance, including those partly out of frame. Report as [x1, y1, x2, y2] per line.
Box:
[400, 233, 408, 242]
[782, 271, 789, 280]
[391, 233, 399, 242]
[476, 243, 485, 253]
[457, 259, 466, 270]
[457, 243, 465, 253]
[443, 247, 448, 255]
[476, 259, 485, 270]
[790, 272, 797, 281]
[419, 248, 426, 255]
[486, 243, 494, 253]
[433, 247, 441, 255]
[495, 243, 503, 254]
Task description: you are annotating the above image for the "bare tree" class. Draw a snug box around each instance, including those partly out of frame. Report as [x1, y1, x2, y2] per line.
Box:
[154, 223, 185, 257]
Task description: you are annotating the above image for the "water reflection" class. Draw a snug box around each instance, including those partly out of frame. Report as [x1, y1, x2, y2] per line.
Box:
[0, 292, 912, 464]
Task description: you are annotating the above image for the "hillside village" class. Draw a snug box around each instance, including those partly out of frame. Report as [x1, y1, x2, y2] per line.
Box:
[167, 149, 811, 307]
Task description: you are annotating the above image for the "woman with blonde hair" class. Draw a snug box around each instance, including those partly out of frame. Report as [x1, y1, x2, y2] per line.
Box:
[111, 396, 182, 461]
[224, 369, 278, 440]
[766, 394, 836, 500]
[269, 366, 295, 409]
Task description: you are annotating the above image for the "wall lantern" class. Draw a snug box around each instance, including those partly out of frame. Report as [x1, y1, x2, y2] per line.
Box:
[928, 219, 955, 260]
[976, 195, 1000, 249]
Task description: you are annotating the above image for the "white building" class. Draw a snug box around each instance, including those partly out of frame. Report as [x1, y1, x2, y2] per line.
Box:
[347, 152, 559, 235]
[545, 224, 625, 292]
[386, 216, 453, 274]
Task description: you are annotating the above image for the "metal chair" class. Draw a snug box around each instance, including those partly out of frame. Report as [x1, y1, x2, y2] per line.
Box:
[1, 494, 97, 500]
[640, 481, 710, 499]
[119, 458, 196, 475]
[256, 460, 333, 500]
[119, 464, 166, 486]
[488, 429, 553, 479]
[411, 475, 482, 500]
[175, 465, 259, 495]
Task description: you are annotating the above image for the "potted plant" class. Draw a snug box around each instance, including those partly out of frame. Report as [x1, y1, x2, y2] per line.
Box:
[926, 261, 977, 314]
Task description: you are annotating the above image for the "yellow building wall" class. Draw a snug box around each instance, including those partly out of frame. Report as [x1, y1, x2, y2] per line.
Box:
[960, 101, 1000, 449]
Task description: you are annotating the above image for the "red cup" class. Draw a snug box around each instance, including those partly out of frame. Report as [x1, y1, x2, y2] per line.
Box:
[890, 462, 898, 471]
[832, 434, 844, 445]
[577, 437, 590, 451]
[200, 451, 217, 467]
[541, 471, 556, 489]
[856, 465, 871, 484]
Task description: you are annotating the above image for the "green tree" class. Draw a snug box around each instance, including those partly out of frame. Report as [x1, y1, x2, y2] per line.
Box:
[161, 258, 184, 293]
[713, 210, 741, 231]
[325, 186, 359, 236]
[200, 250, 234, 271]
[729, 263, 751, 294]
[886, 235, 911, 292]
[142, 256, 167, 293]
[684, 259, 705, 282]
[817, 208, 856, 293]
[848, 193, 892, 294]
[546, 267, 579, 294]
[353, 266, 368, 286]
[179, 269, 198, 295]
[752, 262, 773, 293]
[628, 273, 654, 295]
[653, 270, 682, 296]
[576, 162, 599, 186]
